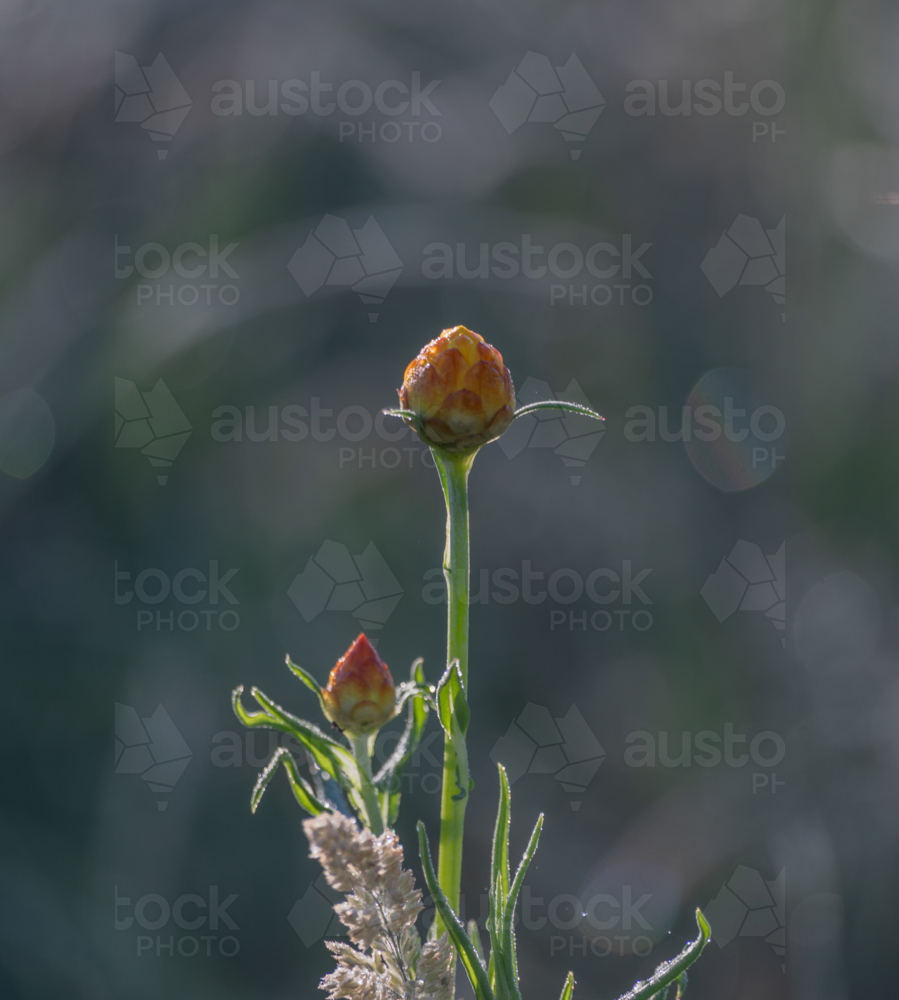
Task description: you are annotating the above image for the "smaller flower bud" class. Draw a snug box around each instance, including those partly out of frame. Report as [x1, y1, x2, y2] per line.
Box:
[322, 634, 397, 735]
[399, 325, 515, 453]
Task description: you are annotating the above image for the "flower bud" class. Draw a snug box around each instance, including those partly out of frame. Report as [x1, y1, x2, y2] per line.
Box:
[399, 326, 515, 452]
[322, 633, 397, 735]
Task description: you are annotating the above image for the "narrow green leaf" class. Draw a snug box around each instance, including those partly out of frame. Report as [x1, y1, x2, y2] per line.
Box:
[614, 910, 711, 1000]
[251, 746, 325, 815]
[374, 673, 430, 827]
[232, 686, 359, 789]
[435, 659, 462, 734]
[417, 822, 494, 1000]
[491, 765, 511, 906]
[285, 655, 327, 714]
[675, 972, 688, 999]
[502, 812, 544, 950]
[411, 659, 430, 736]
[436, 659, 472, 801]
[558, 971, 575, 1000]
[499, 812, 543, 999]
[488, 765, 514, 1000]
[468, 920, 486, 967]
[492, 933, 518, 1000]
[512, 400, 604, 422]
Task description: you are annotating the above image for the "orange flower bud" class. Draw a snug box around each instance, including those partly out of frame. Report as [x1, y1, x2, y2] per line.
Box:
[322, 634, 397, 735]
[399, 326, 515, 452]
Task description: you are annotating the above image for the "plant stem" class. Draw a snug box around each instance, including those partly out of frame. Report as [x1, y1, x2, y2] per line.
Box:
[432, 448, 475, 920]
[350, 733, 383, 835]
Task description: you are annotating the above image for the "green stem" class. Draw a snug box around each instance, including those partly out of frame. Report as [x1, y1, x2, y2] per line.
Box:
[432, 448, 475, 920]
[350, 733, 383, 835]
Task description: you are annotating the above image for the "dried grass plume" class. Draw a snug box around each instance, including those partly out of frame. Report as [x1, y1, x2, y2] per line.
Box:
[304, 811, 453, 1000]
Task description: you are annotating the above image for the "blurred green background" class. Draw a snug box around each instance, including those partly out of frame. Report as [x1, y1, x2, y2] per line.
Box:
[0, 1, 897, 998]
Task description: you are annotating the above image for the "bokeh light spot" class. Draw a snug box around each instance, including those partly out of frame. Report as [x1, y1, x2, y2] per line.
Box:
[683, 368, 786, 491]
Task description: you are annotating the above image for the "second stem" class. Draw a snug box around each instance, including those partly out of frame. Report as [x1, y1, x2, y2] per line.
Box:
[434, 448, 474, 920]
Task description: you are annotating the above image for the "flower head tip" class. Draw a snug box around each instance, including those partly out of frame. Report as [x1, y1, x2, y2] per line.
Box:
[322, 633, 397, 735]
[399, 325, 515, 453]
